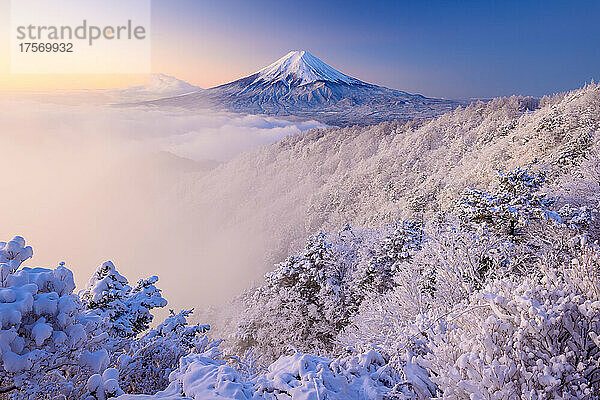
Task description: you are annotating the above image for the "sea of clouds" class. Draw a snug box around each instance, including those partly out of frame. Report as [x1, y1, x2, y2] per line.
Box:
[0, 93, 324, 314]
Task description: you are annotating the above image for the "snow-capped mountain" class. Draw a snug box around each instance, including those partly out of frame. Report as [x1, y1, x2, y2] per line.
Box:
[111, 73, 202, 102]
[140, 51, 459, 126]
[251, 50, 363, 86]
[143, 73, 200, 95]
[6, 74, 203, 106]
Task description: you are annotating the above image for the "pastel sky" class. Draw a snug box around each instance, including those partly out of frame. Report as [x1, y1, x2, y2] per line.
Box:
[1, 0, 599, 98]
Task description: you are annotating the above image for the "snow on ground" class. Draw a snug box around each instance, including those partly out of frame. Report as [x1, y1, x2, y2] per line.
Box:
[116, 348, 430, 400]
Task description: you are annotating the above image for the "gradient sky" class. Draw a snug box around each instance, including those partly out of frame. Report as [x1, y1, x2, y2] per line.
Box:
[1, 0, 599, 98]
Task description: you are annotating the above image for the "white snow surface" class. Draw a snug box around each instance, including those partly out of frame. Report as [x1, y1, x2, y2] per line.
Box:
[116, 348, 428, 400]
[252, 50, 363, 86]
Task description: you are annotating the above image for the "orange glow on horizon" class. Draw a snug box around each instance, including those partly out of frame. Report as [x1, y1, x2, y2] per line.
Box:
[0, 73, 151, 91]
[0, 1, 274, 93]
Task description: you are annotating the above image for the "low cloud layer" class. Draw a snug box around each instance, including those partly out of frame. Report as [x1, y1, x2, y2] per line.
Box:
[0, 94, 323, 314]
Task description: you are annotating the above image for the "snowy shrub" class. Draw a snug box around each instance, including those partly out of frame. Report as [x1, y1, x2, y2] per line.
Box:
[414, 220, 516, 304]
[161, 348, 253, 400]
[564, 244, 600, 301]
[0, 261, 109, 399]
[84, 368, 125, 400]
[338, 277, 435, 363]
[81, 261, 167, 338]
[0, 236, 33, 284]
[226, 348, 267, 381]
[551, 134, 600, 238]
[557, 203, 596, 231]
[116, 309, 213, 394]
[115, 347, 254, 400]
[424, 263, 600, 399]
[339, 218, 514, 366]
[252, 349, 424, 400]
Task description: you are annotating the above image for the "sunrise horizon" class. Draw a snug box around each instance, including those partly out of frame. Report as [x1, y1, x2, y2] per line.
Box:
[1, 0, 599, 98]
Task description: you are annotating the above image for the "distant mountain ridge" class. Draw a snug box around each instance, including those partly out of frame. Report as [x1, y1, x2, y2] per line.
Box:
[111, 74, 202, 102]
[136, 51, 460, 126]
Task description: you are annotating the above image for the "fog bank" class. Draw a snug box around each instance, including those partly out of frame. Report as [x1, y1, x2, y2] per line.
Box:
[0, 95, 323, 314]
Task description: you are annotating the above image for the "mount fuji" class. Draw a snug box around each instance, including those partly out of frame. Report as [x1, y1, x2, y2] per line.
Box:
[139, 51, 459, 126]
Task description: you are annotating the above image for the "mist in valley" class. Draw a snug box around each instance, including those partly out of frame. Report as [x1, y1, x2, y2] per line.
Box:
[0, 94, 324, 316]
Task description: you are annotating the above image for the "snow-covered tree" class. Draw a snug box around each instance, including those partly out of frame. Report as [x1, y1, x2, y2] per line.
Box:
[123, 276, 168, 337]
[459, 167, 596, 240]
[458, 168, 553, 237]
[339, 217, 514, 362]
[0, 236, 33, 284]
[81, 261, 167, 338]
[358, 219, 423, 295]
[424, 252, 600, 398]
[0, 246, 109, 399]
[116, 309, 212, 394]
[553, 137, 600, 237]
[233, 232, 356, 361]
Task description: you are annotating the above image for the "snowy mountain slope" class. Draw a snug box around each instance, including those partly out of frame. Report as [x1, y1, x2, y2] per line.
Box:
[109, 74, 202, 102]
[180, 84, 600, 267]
[138, 51, 459, 126]
[252, 50, 363, 86]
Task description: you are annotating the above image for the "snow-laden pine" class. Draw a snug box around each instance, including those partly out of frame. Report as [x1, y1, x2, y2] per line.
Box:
[81, 261, 167, 338]
[0, 242, 109, 399]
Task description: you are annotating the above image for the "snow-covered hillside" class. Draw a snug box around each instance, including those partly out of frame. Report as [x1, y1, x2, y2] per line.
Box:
[183, 84, 600, 266]
[138, 51, 459, 126]
[2, 84, 600, 400]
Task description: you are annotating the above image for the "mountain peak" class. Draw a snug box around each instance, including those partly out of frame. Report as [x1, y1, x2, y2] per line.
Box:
[146, 73, 200, 93]
[142, 51, 459, 126]
[252, 50, 363, 86]
[286, 50, 309, 57]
